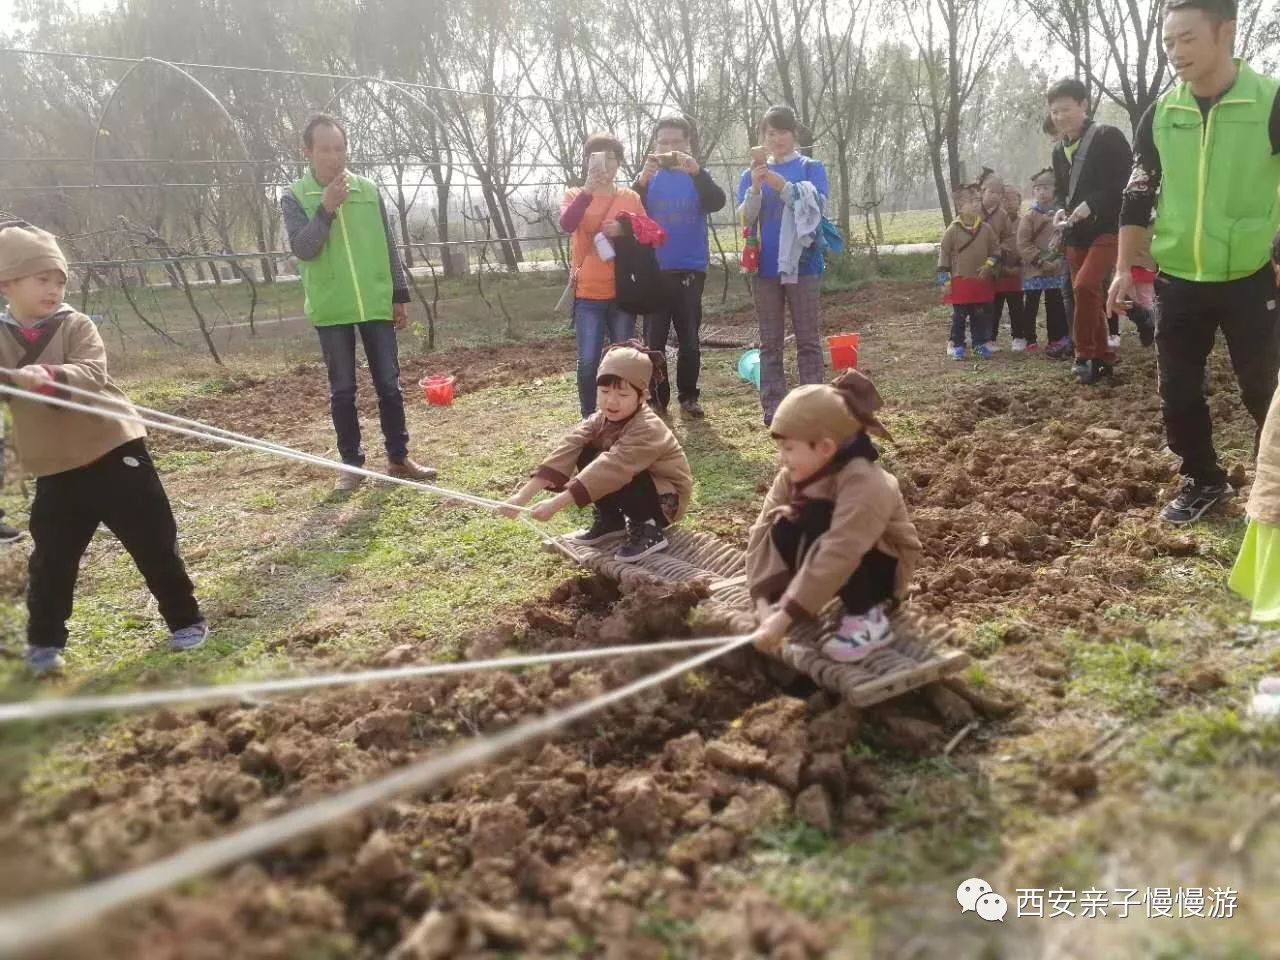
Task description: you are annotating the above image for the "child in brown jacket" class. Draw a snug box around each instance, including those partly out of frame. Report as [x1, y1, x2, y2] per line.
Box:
[1017, 168, 1071, 354]
[747, 370, 922, 661]
[504, 342, 693, 562]
[977, 169, 1018, 348]
[0, 221, 208, 676]
[938, 183, 1000, 360]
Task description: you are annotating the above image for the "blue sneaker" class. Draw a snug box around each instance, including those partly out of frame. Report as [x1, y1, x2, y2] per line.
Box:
[26, 646, 65, 677]
[170, 620, 209, 652]
[976, 343, 997, 359]
[947, 344, 967, 360]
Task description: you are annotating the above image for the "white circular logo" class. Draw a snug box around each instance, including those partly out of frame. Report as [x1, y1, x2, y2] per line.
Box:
[122, 456, 140, 468]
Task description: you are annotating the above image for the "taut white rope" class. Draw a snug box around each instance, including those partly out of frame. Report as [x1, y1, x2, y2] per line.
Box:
[0, 379, 522, 514]
[0, 636, 735, 723]
[0, 635, 753, 956]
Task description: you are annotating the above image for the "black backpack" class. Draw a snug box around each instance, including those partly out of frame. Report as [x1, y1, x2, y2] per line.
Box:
[612, 219, 665, 316]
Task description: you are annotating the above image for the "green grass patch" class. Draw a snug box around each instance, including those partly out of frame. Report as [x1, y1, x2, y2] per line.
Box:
[1064, 633, 1178, 719]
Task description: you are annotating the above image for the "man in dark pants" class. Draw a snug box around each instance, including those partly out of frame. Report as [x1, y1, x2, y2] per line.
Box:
[1049, 78, 1134, 385]
[282, 114, 436, 491]
[1109, 0, 1280, 525]
[633, 116, 727, 418]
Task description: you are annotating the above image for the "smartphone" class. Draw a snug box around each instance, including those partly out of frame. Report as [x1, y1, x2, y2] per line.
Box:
[654, 152, 680, 169]
[750, 145, 768, 166]
[588, 151, 607, 176]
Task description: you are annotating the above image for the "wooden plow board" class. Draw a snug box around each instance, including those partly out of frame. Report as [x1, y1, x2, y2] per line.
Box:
[547, 528, 970, 707]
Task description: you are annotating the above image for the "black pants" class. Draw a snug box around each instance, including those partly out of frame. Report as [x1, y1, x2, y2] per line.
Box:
[28, 439, 201, 649]
[1024, 288, 1069, 343]
[993, 291, 1024, 341]
[1156, 266, 1280, 486]
[767, 500, 897, 616]
[315, 320, 409, 466]
[950, 303, 992, 347]
[643, 270, 705, 407]
[577, 448, 672, 528]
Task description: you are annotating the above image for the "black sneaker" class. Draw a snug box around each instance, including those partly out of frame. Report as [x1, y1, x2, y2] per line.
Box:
[566, 509, 626, 545]
[680, 399, 705, 419]
[1071, 358, 1088, 380]
[615, 521, 668, 563]
[1161, 479, 1234, 525]
[1076, 359, 1114, 386]
[0, 520, 22, 544]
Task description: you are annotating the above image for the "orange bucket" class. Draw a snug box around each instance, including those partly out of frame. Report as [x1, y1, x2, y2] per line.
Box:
[827, 333, 859, 370]
[419, 374, 456, 406]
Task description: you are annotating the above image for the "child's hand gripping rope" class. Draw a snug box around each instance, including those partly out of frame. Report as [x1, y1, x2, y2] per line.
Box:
[749, 598, 791, 656]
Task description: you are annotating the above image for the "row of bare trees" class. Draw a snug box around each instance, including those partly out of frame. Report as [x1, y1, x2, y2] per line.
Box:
[1, 0, 1277, 266]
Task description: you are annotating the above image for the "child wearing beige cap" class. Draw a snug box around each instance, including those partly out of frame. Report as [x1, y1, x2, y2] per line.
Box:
[0, 221, 208, 675]
[747, 370, 922, 661]
[503, 342, 693, 562]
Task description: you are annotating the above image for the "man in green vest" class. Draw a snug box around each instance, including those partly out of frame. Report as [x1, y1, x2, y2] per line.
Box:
[282, 114, 436, 492]
[1109, 0, 1280, 525]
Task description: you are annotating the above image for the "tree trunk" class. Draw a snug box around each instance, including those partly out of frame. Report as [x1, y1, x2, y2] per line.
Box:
[866, 167, 884, 242]
[835, 137, 852, 241]
[394, 166, 414, 268]
[930, 143, 952, 224]
[255, 215, 275, 284]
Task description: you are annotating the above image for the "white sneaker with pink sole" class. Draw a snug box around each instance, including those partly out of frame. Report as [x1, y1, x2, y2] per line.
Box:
[821, 606, 893, 662]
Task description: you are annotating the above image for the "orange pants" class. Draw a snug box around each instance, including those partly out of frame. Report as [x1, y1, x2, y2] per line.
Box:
[1067, 234, 1118, 362]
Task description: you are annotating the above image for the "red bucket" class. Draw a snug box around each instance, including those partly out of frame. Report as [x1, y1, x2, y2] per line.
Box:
[419, 374, 456, 406]
[827, 333, 859, 370]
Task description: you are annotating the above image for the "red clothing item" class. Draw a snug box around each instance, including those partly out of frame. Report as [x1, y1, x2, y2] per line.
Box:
[1067, 235, 1118, 362]
[944, 277, 997, 305]
[617, 211, 667, 247]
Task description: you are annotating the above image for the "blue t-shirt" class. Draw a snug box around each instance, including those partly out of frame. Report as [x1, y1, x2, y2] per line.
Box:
[736, 155, 829, 279]
[645, 170, 709, 272]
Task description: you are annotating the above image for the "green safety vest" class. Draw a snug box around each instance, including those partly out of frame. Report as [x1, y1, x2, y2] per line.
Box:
[1151, 60, 1280, 283]
[289, 172, 394, 326]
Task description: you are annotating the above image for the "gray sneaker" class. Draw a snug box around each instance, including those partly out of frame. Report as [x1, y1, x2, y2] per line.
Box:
[170, 620, 209, 652]
[335, 468, 364, 493]
[26, 646, 65, 676]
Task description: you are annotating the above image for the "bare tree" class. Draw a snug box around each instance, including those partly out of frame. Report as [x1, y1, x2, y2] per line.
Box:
[897, 0, 1017, 221]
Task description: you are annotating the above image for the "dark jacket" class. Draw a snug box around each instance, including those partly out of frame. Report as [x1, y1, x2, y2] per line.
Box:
[1052, 120, 1133, 247]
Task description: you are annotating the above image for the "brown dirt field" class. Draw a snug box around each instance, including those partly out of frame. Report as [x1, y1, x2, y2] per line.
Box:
[2, 280, 1264, 958]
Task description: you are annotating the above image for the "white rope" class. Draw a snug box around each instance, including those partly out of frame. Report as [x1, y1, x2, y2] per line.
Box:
[0, 635, 734, 723]
[0, 379, 524, 514]
[0, 365, 348, 462]
[0, 634, 753, 956]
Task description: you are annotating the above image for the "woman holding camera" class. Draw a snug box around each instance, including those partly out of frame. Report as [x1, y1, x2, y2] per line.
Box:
[736, 106, 829, 426]
[560, 132, 645, 416]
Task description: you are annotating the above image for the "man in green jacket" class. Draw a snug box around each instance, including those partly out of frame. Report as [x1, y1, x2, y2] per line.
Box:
[282, 114, 436, 491]
[1109, 0, 1280, 525]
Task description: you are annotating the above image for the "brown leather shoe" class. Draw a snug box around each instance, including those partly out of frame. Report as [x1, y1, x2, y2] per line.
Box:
[387, 458, 438, 482]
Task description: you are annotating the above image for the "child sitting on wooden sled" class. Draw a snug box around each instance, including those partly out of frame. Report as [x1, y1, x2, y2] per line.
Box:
[747, 370, 922, 662]
[503, 342, 693, 562]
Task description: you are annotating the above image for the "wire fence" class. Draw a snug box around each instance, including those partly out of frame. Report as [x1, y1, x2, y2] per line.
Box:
[0, 46, 927, 369]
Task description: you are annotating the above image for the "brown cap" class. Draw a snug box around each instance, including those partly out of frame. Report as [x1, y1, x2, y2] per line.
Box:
[0, 221, 68, 283]
[1030, 167, 1055, 188]
[597, 343, 654, 395]
[771, 369, 891, 444]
